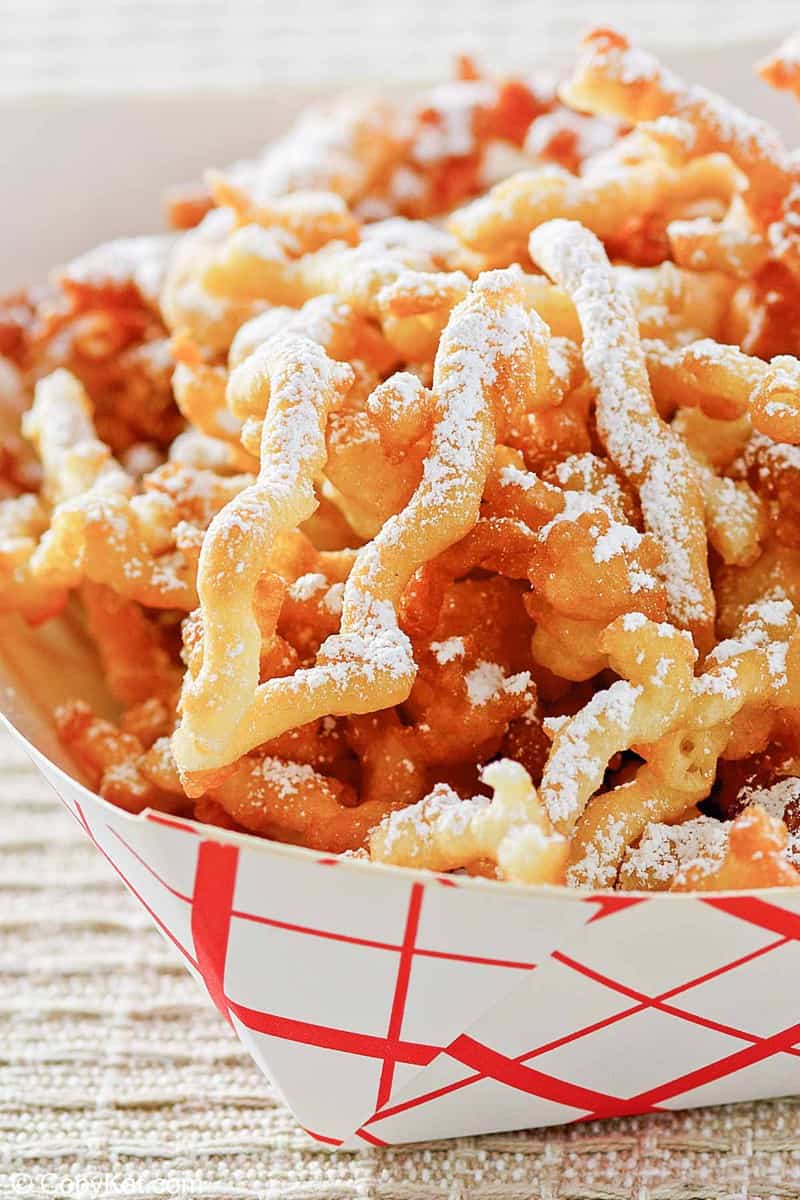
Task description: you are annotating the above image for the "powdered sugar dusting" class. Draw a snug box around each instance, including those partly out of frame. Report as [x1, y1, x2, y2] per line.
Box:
[464, 660, 531, 706]
[378, 783, 487, 857]
[228, 97, 397, 204]
[707, 596, 795, 685]
[529, 219, 712, 633]
[255, 756, 323, 799]
[58, 235, 176, 304]
[592, 522, 643, 563]
[541, 680, 643, 826]
[619, 816, 729, 889]
[412, 81, 497, 165]
[740, 776, 800, 821]
[288, 572, 328, 602]
[570, 33, 788, 172]
[430, 636, 465, 664]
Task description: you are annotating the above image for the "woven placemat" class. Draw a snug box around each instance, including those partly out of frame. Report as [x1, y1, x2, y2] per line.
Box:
[1, 729, 800, 1200]
[1, 0, 797, 94]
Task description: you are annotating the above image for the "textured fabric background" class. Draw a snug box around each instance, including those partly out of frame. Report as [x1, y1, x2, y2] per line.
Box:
[0, 0, 798, 94]
[3, 2, 800, 1197]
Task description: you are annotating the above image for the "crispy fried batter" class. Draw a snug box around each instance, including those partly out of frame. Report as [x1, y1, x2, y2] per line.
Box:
[11, 31, 798, 893]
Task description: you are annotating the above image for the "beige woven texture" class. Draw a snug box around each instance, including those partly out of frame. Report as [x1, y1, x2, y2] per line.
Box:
[3, 2, 800, 1196]
[1, 0, 799, 93]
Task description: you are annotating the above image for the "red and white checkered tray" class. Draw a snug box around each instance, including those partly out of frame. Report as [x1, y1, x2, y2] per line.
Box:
[5, 711, 800, 1148]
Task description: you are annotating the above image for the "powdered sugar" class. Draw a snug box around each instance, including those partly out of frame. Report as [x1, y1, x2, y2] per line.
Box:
[695, 664, 739, 701]
[254, 756, 322, 799]
[229, 96, 397, 205]
[619, 816, 729, 888]
[593, 522, 643, 563]
[529, 220, 712, 632]
[499, 463, 544, 492]
[59, 234, 176, 304]
[289, 572, 328, 602]
[411, 81, 497, 165]
[360, 217, 460, 261]
[323, 582, 344, 616]
[536, 488, 605, 537]
[739, 776, 800, 821]
[430, 636, 465, 664]
[572, 34, 788, 172]
[378, 783, 486, 856]
[525, 107, 623, 164]
[464, 661, 532, 707]
[230, 295, 353, 367]
[708, 597, 796, 681]
[541, 680, 643, 826]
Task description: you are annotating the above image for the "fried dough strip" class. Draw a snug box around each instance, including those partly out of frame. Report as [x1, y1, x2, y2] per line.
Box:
[529, 219, 714, 645]
[539, 614, 696, 835]
[370, 759, 568, 883]
[569, 598, 800, 885]
[561, 27, 792, 221]
[173, 272, 539, 785]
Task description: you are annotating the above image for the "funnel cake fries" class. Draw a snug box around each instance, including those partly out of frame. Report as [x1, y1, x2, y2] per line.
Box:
[644, 338, 800, 445]
[0, 369, 245, 618]
[23, 371, 199, 612]
[369, 759, 568, 884]
[173, 270, 539, 787]
[449, 135, 738, 264]
[562, 29, 800, 284]
[529, 219, 714, 643]
[567, 599, 800, 887]
[3, 31, 799, 891]
[759, 34, 800, 102]
[618, 803, 800, 890]
[164, 68, 553, 230]
[675, 806, 800, 890]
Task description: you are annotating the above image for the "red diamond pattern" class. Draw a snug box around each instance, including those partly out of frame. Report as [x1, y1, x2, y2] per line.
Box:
[13, 729, 800, 1147]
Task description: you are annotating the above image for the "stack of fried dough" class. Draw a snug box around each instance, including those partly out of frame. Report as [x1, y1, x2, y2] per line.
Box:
[4, 28, 800, 892]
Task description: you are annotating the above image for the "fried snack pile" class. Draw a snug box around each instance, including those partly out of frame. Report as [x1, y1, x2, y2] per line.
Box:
[5, 32, 800, 891]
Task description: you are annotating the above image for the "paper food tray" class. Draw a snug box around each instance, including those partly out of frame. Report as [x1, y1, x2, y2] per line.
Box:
[2, 613, 800, 1148]
[2, 40, 800, 1147]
